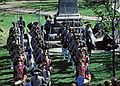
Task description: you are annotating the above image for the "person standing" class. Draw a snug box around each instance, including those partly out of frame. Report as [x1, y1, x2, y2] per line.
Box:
[84, 22, 96, 57]
[44, 15, 51, 40]
[17, 16, 26, 50]
[17, 16, 25, 32]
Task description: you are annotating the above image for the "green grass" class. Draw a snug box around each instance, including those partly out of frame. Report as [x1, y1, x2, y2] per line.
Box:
[79, 7, 96, 16]
[8, 1, 95, 16]
[0, 13, 97, 46]
[51, 52, 120, 86]
[0, 43, 120, 86]
[0, 47, 11, 85]
[0, 13, 45, 46]
[0, 1, 120, 85]
[83, 19, 97, 27]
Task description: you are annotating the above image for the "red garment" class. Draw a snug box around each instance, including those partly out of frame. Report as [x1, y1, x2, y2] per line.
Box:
[76, 49, 91, 80]
[76, 51, 89, 66]
[13, 65, 27, 81]
[77, 65, 91, 80]
[77, 65, 86, 78]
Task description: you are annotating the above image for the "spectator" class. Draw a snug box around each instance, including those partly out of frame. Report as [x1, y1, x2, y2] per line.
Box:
[111, 77, 118, 86]
[113, 16, 119, 29]
[85, 22, 96, 57]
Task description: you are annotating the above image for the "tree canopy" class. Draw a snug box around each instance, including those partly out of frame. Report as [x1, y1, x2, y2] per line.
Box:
[0, 0, 7, 4]
[83, 0, 120, 31]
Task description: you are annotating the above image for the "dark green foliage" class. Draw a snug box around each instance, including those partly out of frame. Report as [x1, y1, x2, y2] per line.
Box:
[83, 0, 120, 31]
[0, 0, 7, 3]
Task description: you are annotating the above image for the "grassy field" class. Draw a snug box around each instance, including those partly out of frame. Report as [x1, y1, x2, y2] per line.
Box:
[1, 0, 95, 16]
[0, 0, 120, 85]
[0, 47, 120, 86]
[0, 13, 45, 46]
[0, 15, 120, 86]
[0, 12, 97, 46]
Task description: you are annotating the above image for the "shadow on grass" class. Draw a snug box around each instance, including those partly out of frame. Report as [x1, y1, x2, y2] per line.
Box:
[0, 56, 11, 60]
[52, 82, 74, 86]
[53, 59, 72, 72]
[0, 45, 7, 50]
[0, 44, 119, 86]
[0, 79, 13, 85]
[0, 71, 13, 76]
[0, 60, 11, 64]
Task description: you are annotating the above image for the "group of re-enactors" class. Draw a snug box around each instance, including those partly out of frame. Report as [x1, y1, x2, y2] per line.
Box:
[7, 15, 97, 86]
[57, 20, 96, 86]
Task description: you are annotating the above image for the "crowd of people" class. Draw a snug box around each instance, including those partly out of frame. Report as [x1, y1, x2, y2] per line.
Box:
[57, 21, 96, 86]
[6, 14, 120, 86]
[7, 16, 28, 86]
[7, 16, 53, 86]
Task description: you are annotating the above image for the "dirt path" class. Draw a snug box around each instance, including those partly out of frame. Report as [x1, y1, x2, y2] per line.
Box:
[0, 1, 101, 21]
[1, 9, 100, 20]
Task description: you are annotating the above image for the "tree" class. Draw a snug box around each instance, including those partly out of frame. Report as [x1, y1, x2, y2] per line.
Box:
[84, 0, 120, 77]
[83, 0, 120, 31]
[0, 0, 7, 4]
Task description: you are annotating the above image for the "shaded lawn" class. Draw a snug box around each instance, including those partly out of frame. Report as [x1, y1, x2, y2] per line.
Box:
[0, 46, 120, 86]
[51, 51, 120, 86]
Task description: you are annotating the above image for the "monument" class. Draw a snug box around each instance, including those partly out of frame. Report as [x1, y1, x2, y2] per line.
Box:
[58, 0, 78, 14]
[54, 0, 82, 26]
